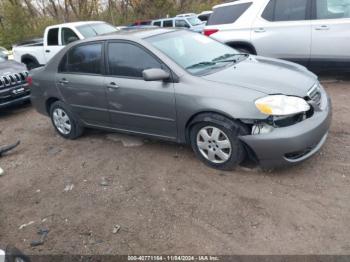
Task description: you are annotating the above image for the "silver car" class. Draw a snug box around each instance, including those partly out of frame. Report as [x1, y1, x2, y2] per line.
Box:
[30, 29, 332, 170]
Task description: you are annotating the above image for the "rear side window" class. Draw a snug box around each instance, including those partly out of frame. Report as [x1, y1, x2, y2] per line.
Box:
[163, 20, 174, 27]
[175, 20, 190, 28]
[262, 0, 309, 21]
[107, 42, 162, 78]
[316, 0, 350, 19]
[47, 28, 59, 46]
[153, 21, 161, 26]
[60, 43, 102, 74]
[207, 3, 252, 25]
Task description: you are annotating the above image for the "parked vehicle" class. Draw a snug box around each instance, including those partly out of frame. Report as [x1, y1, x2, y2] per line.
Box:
[30, 28, 331, 170]
[152, 16, 205, 32]
[0, 246, 31, 262]
[131, 20, 152, 26]
[0, 47, 9, 60]
[0, 56, 29, 109]
[13, 21, 118, 70]
[204, 0, 350, 71]
[197, 11, 213, 23]
[176, 13, 197, 18]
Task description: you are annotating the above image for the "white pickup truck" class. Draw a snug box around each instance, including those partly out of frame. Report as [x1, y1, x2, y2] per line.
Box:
[13, 21, 118, 69]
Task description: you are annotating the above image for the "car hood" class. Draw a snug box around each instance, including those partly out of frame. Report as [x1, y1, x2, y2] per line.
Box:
[0, 60, 27, 76]
[202, 56, 317, 97]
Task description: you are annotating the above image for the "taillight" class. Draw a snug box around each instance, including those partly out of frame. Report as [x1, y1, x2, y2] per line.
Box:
[203, 29, 219, 37]
[26, 76, 33, 86]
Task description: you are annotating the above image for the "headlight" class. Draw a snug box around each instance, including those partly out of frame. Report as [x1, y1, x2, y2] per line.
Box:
[255, 95, 310, 116]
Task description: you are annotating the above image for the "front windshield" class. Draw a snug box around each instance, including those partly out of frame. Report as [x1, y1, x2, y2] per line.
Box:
[77, 23, 118, 38]
[147, 31, 244, 75]
[187, 17, 203, 26]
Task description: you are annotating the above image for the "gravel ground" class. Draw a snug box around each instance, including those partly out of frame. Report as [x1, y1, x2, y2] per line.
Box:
[0, 78, 349, 255]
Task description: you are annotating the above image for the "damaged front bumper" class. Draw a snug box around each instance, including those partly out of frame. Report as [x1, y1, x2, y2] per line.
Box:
[240, 88, 332, 169]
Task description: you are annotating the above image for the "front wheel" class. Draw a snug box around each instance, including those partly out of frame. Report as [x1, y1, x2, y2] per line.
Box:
[50, 101, 84, 139]
[190, 120, 248, 170]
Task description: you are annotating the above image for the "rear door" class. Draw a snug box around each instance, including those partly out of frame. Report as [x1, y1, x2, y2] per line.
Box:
[56, 42, 109, 126]
[44, 27, 64, 62]
[310, 0, 350, 68]
[252, 0, 312, 65]
[104, 41, 177, 139]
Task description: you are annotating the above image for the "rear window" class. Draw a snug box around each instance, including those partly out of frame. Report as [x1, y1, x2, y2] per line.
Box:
[262, 0, 309, 21]
[47, 28, 59, 46]
[77, 23, 117, 38]
[207, 3, 252, 25]
[163, 20, 174, 27]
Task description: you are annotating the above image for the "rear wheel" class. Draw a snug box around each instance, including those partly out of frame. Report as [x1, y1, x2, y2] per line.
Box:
[49, 101, 84, 139]
[23, 59, 39, 70]
[190, 116, 249, 170]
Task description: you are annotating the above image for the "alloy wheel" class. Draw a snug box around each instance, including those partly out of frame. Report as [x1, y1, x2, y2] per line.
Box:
[196, 126, 232, 164]
[53, 108, 72, 135]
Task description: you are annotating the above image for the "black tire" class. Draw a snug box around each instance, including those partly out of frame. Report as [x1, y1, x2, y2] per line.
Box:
[24, 60, 39, 70]
[190, 115, 249, 170]
[49, 101, 84, 139]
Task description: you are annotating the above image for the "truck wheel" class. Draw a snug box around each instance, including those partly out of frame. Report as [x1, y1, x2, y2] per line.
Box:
[190, 116, 248, 170]
[24, 60, 39, 70]
[49, 101, 84, 139]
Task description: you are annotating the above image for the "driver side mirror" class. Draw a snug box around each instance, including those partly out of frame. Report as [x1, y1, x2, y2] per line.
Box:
[67, 36, 79, 44]
[142, 68, 170, 81]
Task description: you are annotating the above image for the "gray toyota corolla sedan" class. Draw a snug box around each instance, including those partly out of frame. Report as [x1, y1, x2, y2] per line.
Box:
[30, 28, 332, 170]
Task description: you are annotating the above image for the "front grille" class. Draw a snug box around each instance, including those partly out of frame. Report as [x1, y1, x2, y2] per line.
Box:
[0, 71, 28, 90]
[307, 83, 322, 106]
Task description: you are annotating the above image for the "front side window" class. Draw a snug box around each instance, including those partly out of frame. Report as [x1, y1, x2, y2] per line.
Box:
[175, 20, 190, 28]
[61, 28, 79, 45]
[154, 21, 161, 26]
[47, 28, 59, 46]
[262, 0, 308, 22]
[316, 0, 350, 19]
[60, 43, 102, 74]
[163, 20, 174, 27]
[107, 42, 162, 78]
[207, 3, 252, 25]
[147, 31, 243, 75]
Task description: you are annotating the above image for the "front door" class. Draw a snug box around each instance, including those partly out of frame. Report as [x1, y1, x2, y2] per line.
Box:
[105, 41, 177, 140]
[56, 42, 109, 126]
[311, 0, 350, 68]
[252, 0, 312, 65]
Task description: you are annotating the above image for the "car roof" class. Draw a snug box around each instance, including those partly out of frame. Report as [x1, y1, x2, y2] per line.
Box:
[213, 0, 255, 9]
[82, 28, 178, 42]
[47, 21, 105, 29]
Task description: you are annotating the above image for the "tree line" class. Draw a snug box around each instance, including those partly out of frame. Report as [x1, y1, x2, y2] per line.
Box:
[0, 0, 221, 49]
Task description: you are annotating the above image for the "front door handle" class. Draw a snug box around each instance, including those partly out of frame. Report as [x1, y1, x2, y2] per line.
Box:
[107, 82, 119, 90]
[45, 50, 51, 53]
[254, 28, 266, 33]
[315, 25, 329, 30]
[58, 79, 69, 85]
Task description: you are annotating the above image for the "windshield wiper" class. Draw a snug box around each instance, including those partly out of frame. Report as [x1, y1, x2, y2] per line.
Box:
[212, 53, 249, 63]
[186, 61, 217, 69]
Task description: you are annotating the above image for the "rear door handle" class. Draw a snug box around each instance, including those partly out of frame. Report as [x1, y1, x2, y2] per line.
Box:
[254, 28, 266, 33]
[107, 82, 119, 90]
[315, 25, 329, 30]
[45, 50, 51, 53]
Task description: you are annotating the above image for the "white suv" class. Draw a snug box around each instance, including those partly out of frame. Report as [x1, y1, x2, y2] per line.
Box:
[204, 0, 350, 71]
